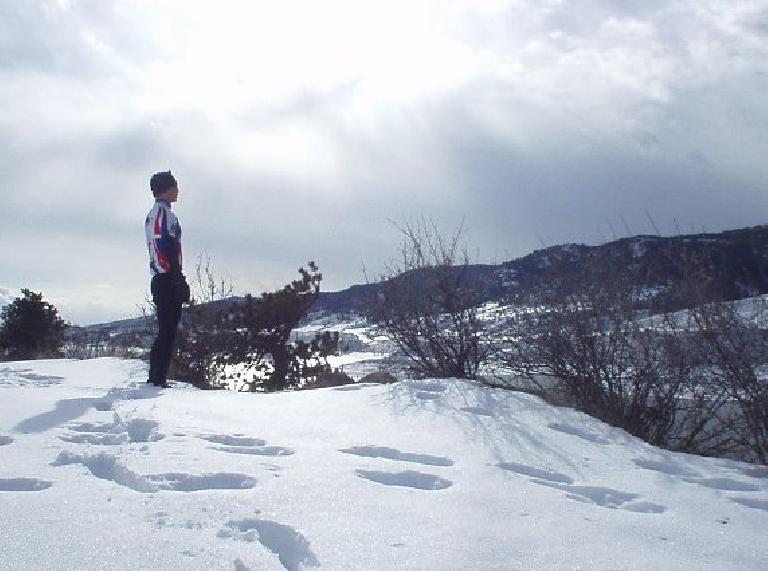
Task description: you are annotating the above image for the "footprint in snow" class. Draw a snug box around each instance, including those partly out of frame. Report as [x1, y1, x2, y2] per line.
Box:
[498, 461, 666, 513]
[211, 445, 295, 457]
[0, 367, 64, 388]
[743, 466, 768, 479]
[534, 480, 667, 513]
[633, 458, 700, 478]
[730, 497, 768, 512]
[14, 387, 160, 434]
[355, 469, 453, 491]
[497, 461, 574, 485]
[635, 456, 767, 500]
[61, 415, 164, 445]
[681, 477, 760, 492]
[201, 435, 267, 447]
[219, 518, 320, 571]
[51, 451, 257, 493]
[547, 421, 611, 444]
[201, 434, 294, 457]
[341, 445, 454, 467]
[0, 478, 53, 492]
[725, 463, 768, 480]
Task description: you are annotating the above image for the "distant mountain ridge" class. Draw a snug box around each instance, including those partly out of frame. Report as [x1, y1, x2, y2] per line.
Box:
[313, 224, 768, 314]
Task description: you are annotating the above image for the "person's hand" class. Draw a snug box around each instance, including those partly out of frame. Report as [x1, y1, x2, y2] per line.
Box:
[175, 274, 191, 304]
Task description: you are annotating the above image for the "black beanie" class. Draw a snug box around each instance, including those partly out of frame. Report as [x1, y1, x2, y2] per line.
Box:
[150, 171, 177, 197]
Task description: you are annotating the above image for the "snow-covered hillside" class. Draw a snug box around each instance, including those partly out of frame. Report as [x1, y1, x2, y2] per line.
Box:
[1, 358, 767, 570]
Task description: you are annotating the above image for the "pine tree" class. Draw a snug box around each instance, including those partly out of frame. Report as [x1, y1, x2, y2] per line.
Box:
[223, 262, 334, 391]
[172, 262, 339, 391]
[0, 289, 67, 360]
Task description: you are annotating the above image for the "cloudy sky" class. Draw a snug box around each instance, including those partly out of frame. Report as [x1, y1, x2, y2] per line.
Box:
[1, 0, 767, 325]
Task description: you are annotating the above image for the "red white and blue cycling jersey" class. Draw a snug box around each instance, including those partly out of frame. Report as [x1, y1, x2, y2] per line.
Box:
[145, 199, 183, 277]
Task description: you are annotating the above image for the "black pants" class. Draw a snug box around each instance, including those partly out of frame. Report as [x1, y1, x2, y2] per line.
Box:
[148, 273, 182, 384]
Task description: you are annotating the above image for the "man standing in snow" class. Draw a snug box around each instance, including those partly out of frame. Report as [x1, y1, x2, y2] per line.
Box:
[145, 170, 190, 387]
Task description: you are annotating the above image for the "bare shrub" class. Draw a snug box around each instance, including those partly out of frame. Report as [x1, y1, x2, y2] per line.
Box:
[366, 218, 488, 379]
[192, 253, 234, 304]
[64, 329, 146, 360]
[500, 258, 736, 456]
[679, 261, 768, 464]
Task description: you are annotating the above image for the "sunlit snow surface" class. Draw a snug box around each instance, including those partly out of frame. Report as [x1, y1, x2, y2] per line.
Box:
[1, 358, 767, 570]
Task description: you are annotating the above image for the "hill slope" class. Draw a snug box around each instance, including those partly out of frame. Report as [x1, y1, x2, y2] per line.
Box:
[314, 224, 768, 314]
[1, 358, 767, 569]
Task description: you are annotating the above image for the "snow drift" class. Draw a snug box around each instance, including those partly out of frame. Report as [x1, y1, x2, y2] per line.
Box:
[0, 358, 766, 569]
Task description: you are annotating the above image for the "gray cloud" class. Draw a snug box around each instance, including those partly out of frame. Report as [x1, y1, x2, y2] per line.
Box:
[1, 0, 767, 324]
[0, 0, 154, 76]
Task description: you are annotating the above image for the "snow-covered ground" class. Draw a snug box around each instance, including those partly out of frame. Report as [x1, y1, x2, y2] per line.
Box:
[294, 314, 396, 379]
[635, 295, 768, 332]
[1, 358, 767, 570]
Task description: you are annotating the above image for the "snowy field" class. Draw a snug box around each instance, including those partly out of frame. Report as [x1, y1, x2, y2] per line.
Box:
[293, 315, 397, 380]
[1, 358, 767, 570]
